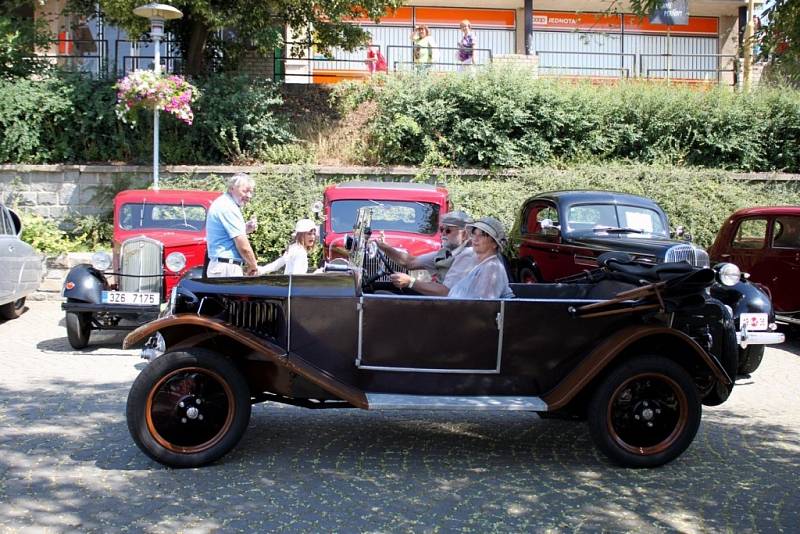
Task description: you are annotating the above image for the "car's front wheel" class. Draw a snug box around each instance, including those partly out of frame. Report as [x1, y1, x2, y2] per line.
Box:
[126, 348, 251, 468]
[0, 297, 26, 320]
[588, 355, 701, 468]
[737, 345, 764, 376]
[65, 311, 91, 349]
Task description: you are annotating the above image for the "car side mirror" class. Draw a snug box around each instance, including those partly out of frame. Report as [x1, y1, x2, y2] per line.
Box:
[540, 218, 560, 233]
[8, 208, 22, 236]
[310, 200, 324, 219]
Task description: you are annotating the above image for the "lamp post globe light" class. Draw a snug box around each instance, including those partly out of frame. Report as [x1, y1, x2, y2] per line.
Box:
[133, 3, 183, 190]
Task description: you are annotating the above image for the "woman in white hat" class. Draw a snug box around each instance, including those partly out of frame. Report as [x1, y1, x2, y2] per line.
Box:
[447, 216, 513, 299]
[259, 218, 318, 275]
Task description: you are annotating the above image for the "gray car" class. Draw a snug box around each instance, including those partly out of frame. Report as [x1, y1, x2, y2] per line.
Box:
[0, 203, 42, 320]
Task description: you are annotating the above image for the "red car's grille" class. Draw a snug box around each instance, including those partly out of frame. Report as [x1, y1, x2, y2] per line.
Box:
[119, 237, 163, 294]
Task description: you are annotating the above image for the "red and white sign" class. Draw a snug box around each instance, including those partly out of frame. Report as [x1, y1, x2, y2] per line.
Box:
[533, 11, 718, 36]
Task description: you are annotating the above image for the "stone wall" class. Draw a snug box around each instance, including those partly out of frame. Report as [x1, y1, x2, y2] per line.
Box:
[0, 164, 270, 218]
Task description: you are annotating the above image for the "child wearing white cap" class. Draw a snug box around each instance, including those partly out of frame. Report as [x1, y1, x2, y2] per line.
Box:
[258, 218, 318, 275]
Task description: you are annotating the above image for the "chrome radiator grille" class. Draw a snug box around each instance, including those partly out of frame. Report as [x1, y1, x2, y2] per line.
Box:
[224, 299, 282, 339]
[665, 245, 710, 268]
[120, 237, 163, 293]
[364, 253, 406, 282]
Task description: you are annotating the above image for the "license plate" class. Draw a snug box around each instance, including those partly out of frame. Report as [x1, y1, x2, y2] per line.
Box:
[101, 291, 159, 306]
[740, 313, 768, 331]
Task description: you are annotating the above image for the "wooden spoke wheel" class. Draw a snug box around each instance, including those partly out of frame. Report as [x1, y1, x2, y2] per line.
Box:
[127, 348, 251, 468]
[588, 355, 701, 468]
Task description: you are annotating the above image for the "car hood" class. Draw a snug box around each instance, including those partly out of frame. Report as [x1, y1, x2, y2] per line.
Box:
[567, 234, 690, 256]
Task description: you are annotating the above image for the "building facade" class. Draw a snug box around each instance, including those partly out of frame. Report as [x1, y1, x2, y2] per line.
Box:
[31, 0, 757, 86]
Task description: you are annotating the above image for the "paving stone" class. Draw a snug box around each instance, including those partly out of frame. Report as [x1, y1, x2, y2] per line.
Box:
[0, 301, 798, 532]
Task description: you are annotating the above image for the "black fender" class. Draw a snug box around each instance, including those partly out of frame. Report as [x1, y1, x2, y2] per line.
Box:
[542, 325, 732, 411]
[710, 280, 775, 327]
[123, 314, 368, 409]
[63, 264, 110, 304]
[182, 265, 205, 281]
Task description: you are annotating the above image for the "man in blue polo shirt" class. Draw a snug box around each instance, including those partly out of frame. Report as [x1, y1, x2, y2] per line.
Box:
[206, 173, 258, 277]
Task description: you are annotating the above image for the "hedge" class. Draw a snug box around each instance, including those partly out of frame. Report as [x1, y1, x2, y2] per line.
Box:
[332, 67, 800, 172]
[159, 164, 800, 267]
[0, 73, 293, 165]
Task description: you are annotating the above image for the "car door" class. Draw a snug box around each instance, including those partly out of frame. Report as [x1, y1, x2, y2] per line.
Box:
[517, 200, 569, 282]
[766, 215, 800, 313]
[358, 295, 501, 373]
[724, 217, 769, 277]
[0, 205, 21, 302]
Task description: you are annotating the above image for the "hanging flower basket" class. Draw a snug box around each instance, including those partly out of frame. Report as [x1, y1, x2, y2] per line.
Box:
[114, 70, 199, 126]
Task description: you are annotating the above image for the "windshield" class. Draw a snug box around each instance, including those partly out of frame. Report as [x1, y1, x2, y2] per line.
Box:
[119, 203, 208, 231]
[565, 203, 668, 237]
[330, 200, 439, 234]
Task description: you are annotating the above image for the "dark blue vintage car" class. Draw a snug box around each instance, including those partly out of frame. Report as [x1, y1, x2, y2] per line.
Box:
[123, 208, 784, 469]
[508, 190, 780, 375]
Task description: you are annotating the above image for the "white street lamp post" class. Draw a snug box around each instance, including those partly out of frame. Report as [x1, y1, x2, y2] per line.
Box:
[133, 3, 183, 190]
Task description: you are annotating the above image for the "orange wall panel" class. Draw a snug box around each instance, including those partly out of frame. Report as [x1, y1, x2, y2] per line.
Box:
[414, 7, 515, 29]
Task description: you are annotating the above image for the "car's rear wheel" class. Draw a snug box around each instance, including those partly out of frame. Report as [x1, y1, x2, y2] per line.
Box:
[737, 345, 764, 376]
[126, 348, 251, 468]
[588, 355, 701, 468]
[0, 297, 26, 320]
[65, 311, 91, 349]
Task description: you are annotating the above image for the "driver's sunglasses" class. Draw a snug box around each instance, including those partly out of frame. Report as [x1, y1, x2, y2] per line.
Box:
[439, 225, 459, 234]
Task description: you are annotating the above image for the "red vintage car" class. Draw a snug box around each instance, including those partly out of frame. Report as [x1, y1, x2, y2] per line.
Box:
[322, 181, 449, 280]
[708, 206, 800, 325]
[62, 189, 220, 349]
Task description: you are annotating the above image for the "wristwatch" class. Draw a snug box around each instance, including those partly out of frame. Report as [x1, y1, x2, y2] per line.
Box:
[408, 276, 416, 289]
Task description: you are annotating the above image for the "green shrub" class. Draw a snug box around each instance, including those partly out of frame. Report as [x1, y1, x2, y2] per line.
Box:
[334, 68, 800, 172]
[19, 212, 80, 254]
[0, 73, 294, 165]
[440, 164, 800, 249]
[162, 164, 800, 267]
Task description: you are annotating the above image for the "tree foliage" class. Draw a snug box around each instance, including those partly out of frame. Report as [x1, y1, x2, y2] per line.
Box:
[68, 0, 404, 76]
[0, 2, 52, 78]
[760, 0, 800, 85]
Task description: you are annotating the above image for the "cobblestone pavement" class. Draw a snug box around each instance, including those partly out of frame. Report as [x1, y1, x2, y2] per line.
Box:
[1, 301, 798, 533]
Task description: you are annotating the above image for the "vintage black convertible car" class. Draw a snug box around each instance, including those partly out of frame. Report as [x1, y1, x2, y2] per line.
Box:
[123, 209, 784, 469]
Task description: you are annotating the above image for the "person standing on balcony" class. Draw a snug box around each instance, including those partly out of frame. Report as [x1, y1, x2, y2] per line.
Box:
[411, 25, 437, 70]
[205, 173, 259, 277]
[365, 35, 388, 74]
[457, 20, 476, 70]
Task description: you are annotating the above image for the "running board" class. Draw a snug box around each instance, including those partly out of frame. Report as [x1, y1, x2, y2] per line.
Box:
[366, 394, 547, 411]
[777, 314, 800, 326]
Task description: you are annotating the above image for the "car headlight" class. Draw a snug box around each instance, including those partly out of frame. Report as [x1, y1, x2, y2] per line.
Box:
[91, 251, 112, 271]
[165, 252, 187, 273]
[716, 262, 741, 286]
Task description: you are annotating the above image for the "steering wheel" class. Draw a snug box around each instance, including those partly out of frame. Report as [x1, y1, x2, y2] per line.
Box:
[361, 242, 396, 289]
[176, 222, 198, 230]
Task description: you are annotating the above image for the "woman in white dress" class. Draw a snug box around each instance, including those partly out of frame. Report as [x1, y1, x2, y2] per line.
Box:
[259, 218, 317, 275]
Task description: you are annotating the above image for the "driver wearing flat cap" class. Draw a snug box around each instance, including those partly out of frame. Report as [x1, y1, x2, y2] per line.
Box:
[379, 210, 479, 296]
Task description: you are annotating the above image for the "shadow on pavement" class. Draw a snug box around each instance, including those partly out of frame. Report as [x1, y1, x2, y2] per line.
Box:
[0, 379, 798, 532]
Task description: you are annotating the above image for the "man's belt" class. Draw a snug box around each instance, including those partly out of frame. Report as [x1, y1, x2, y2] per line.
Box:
[211, 257, 244, 266]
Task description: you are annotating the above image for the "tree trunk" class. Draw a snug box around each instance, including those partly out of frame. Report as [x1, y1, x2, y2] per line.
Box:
[185, 18, 209, 76]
